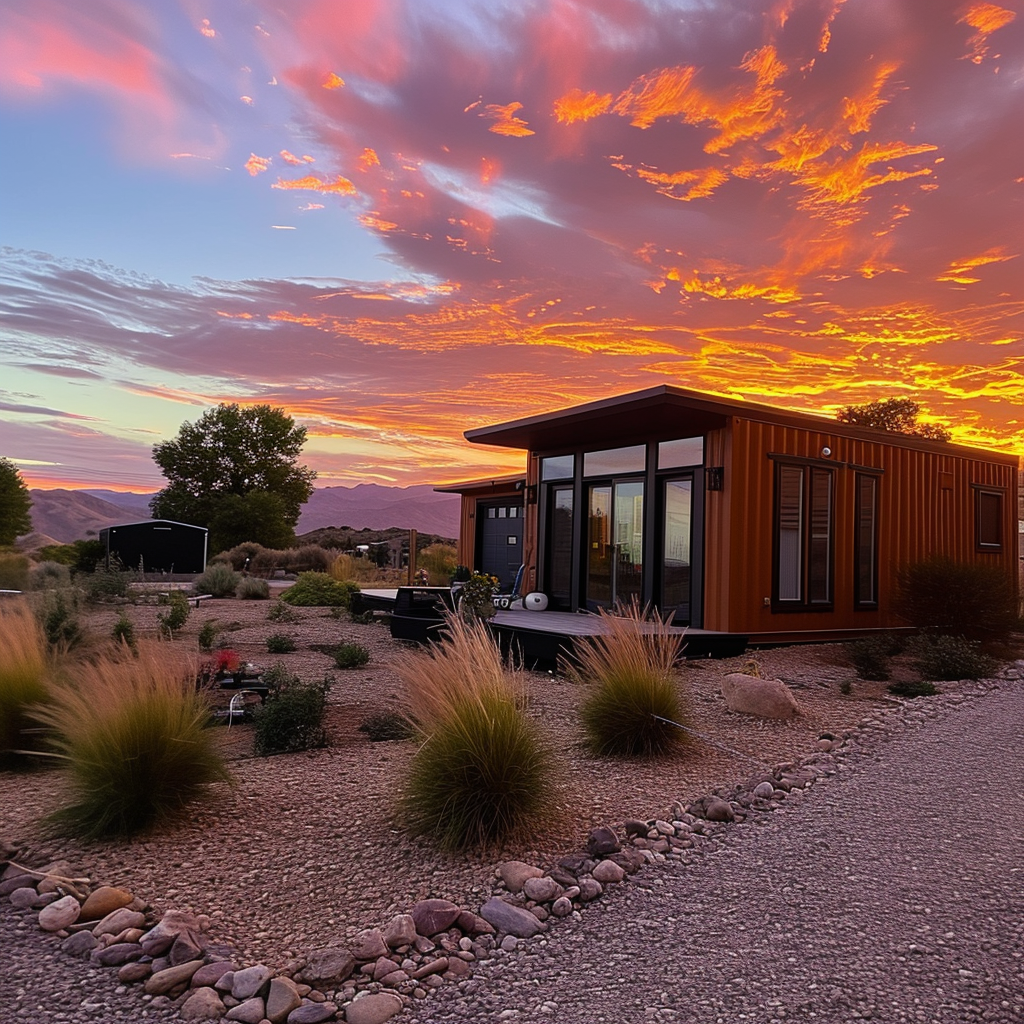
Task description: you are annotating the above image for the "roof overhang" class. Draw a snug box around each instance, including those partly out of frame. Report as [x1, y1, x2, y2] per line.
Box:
[434, 472, 526, 496]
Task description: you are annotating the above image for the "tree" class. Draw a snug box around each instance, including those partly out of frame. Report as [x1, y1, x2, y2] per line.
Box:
[150, 405, 316, 550]
[0, 458, 32, 545]
[836, 398, 952, 442]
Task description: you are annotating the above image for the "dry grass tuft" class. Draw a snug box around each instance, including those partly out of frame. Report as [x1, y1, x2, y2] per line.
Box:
[0, 600, 51, 762]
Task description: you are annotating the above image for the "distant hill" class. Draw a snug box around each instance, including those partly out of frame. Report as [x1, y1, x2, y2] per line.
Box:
[25, 483, 460, 545]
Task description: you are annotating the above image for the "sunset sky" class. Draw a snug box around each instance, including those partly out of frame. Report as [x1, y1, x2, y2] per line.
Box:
[1, 0, 1021, 492]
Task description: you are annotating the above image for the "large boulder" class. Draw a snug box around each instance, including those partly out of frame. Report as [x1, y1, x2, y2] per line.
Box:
[720, 673, 800, 719]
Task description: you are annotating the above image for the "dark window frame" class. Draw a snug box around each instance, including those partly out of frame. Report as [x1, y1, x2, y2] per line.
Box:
[771, 461, 835, 613]
[973, 486, 1005, 552]
[854, 472, 880, 608]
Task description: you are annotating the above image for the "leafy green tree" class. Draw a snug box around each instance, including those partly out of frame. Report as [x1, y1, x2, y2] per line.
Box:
[836, 397, 952, 442]
[0, 458, 32, 545]
[150, 405, 316, 551]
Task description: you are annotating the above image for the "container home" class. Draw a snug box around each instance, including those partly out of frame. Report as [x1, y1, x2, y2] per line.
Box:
[99, 520, 208, 575]
[452, 385, 1018, 644]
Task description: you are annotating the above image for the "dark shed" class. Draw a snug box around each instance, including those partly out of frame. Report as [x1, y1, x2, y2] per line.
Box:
[99, 520, 208, 575]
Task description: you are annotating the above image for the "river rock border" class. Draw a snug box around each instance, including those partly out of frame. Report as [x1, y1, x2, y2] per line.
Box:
[1, 668, 1015, 1024]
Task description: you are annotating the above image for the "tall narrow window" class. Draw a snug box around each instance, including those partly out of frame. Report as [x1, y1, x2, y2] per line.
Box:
[773, 463, 834, 610]
[855, 473, 878, 607]
[976, 489, 1003, 550]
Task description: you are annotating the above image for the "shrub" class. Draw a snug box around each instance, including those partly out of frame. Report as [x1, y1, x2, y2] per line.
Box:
[416, 544, 458, 587]
[218, 541, 263, 571]
[83, 560, 132, 602]
[32, 642, 228, 836]
[38, 589, 83, 652]
[910, 633, 995, 681]
[266, 633, 297, 654]
[328, 552, 385, 585]
[236, 576, 270, 600]
[281, 572, 359, 608]
[358, 712, 414, 742]
[287, 545, 335, 574]
[193, 563, 241, 598]
[888, 679, 939, 698]
[332, 642, 370, 669]
[0, 551, 30, 591]
[111, 612, 137, 650]
[847, 636, 895, 681]
[396, 615, 552, 849]
[197, 619, 219, 652]
[0, 601, 50, 764]
[252, 667, 331, 755]
[894, 557, 1017, 643]
[28, 561, 73, 591]
[567, 601, 687, 758]
[158, 591, 191, 636]
[458, 572, 499, 621]
[266, 599, 298, 622]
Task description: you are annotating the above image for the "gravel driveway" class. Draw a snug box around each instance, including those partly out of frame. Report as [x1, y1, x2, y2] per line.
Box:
[406, 682, 1024, 1024]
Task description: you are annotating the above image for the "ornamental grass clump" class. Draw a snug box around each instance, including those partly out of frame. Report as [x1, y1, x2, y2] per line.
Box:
[567, 600, 687, 758]
[0, 601, 50, 765]
[193, 563, 241, 598]
[397, 615, 553, 850]
[281, 572, 358, 608]
[32, 641, 229, 837]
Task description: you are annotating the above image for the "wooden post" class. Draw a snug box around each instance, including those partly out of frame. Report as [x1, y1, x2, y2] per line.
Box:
[407, 528, 417, 585]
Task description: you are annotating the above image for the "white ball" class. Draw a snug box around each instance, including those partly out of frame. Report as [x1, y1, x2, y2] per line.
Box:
[524, 592, 548, 612]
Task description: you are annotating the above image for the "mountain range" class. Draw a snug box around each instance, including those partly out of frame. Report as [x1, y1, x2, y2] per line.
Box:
[24, 484, 460, 545]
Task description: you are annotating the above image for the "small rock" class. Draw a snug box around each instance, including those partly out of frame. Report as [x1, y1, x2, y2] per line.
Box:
[266, 977, 303, 1024]
[720, 673, 800, 719]
[231, 964, 273, 1001]
[91, 941, 143, 966]
[479, 897, 542, 938]
[0, 874, 36, 896]
[79, 885, 134, 921]
[180, 987, 227, 1021]
[753, 781, 775, 799]
[382, 914, 417, 949]
[191, 960, 236, 989]
[705, 799, 735, 823]
[170, 929, 205, 965]
[288, 1002, 338, 1024]
[300, 947, 356, 987]
[38, 894, 81, 932]
[145, 959, 204, 995]
[9, 887, 44, 909]
[496, 861, 544, 894]
[61, 930, 98, 959]
[550, 897, 573, 918]
[92, 907, 146, 938]
[522, 876, 562, 902]
[592, 860, 626, 884]
[577, 878, 603, 902]
[455, 910, 494, 936]
[344, 991, 403, 1024]
[410, 898, 461, 937]
[351, 927, 388, 961]
[410, 957, 448, 980]
[586, 826, 621, 856]
[623, 820, 648, 838]
[140, 910, 205, 957]
[118, 962, 152, 984]
[225, 997, 265, 1023]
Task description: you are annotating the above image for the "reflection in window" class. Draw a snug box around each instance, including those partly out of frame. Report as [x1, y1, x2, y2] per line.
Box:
[977, 489, 1003, 549]
[541, 454, 575, 481]
[658, 437, 704, 469]
[583, 444, 645, 477]
[855, 474, 878, 606]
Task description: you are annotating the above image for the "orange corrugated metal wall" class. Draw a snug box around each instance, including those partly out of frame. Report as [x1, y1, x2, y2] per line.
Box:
[703, 418, 1018, 635]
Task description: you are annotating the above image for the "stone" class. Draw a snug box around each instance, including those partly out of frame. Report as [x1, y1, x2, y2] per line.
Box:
[231, 964, 273, 1000]
[118, 961, 152, 984]
[586, 826, 621, 856]
[753, 781, 775, 799]
[92, 907, 146, 938]
[38, 894, 81, 932]
[592, 860, 626, 884]
[378, 969, 408, 987]
[455, 910, 494, 936]
[607, 847, 646, 874]
[706, 798, 735, 822]
[720, 673, 801, 719]
[351, 927, 388, 961]
[288, 1003, 339, 1024]
[371, 957, 399, 982]
[577, 878, 603, 902]
[382, 913, 417, 949]
[91, 941, 143, 966]
[344, 991, 403, 1024]
[79, 885, 133, 921]
[34, 860, 74, 893]
[411, 957, 448, 980]
[61, 930, 98, 958]
[0, 873, 36, 896]
[300, 947, 356, 987]
[496, 861, 545, 894]
[446, 956, 471, 979]
[479, 897, 542, 938]
[140, 910, 205, 956]
[623, 819, 649, 838]
[181, 987, 227, 1021]
[170, 929, 205, 965]
[191, 960, 236, 989]
[266, 977, 303, 1024]
[9, 886, 44, 908]
[550, 897, 573, 918]
[145, 960, 204, 995]
[522, 876, 562, 902]
[410, 898, 462, 936]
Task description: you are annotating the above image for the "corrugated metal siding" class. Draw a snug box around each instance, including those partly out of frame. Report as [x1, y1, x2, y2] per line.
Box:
[703, 418, 1019, 635]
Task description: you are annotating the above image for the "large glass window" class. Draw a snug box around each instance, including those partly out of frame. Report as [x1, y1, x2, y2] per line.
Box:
[658, 437, 704, 469]
[774, 463, 834, 609]
[587, 481, 644, 606]
[548, 486, 574, 601]
[583, 445, 645, 477]
[662, 478, 692, 617]
[541, 454, 575, 481]
[855, 474, 878, 607]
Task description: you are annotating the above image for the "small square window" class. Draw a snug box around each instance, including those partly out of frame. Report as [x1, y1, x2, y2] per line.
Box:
[976, 489, 1003, 550]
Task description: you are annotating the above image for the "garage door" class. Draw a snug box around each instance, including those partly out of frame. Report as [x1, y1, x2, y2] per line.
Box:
[477, 502, 524, 589]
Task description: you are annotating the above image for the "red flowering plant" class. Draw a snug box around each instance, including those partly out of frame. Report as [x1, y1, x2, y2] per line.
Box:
[197, 649, 243, 689]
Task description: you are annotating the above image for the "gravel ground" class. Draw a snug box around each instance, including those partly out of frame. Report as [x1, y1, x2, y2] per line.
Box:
[404, 679, 1024, 1024]
[2, 596, 1018, 1023]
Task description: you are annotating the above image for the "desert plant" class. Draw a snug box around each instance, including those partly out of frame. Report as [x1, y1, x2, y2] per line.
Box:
[888, 679, 938, 698]
[332, 641, 370, 669]
[0, 550, 30, 591]
[281, 572, 358, 608]
[266, 599, 298, 622]
[328, 552, 386, 585]
[83, 560, 133, 601]
[197, 619, 219, 652]
[236, 576, 270, 600]
[894, 557, 1017, 644]
[31, 642, 229, 836]
[417, 543, 458, 587]
[0, 601, 50, 764]
[218, 541, 264, 570]
[111, 612, 137, 650]
[358, 711, 414, 742]
[252, 667, 331, 755]
[458, 572, 499, 621]
[567, 601, 687, 757]
[28, 561, 73, 591]
[396, 615, 552, 849]
[193, 563, 241, 598]
[910, 633, 995, 681]
[846, 636, 895, 681]
[286, 545, 336, 573]
[38, 589, 83, 652]
[266, 633, 297, 654]
[158, 591, 191, 636]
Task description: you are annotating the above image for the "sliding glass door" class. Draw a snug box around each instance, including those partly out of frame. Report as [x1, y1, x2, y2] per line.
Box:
[587, 480, 644, 607]
[660, 477, 692, 622]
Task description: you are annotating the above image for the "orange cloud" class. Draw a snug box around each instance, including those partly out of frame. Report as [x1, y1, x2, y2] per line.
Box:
[199, 19, 215, 39]
[245, 153, 272, 176]
[322, 72, 345, 89]
[271, 174, 358, 195]
[937, 248, 1018, 284]
[358, 148, 380, 170]
[958, 3, 1016, 62]
[842, 62, 901, 134]
[631, 164, 730, 202]
[482, 101, 535, 137]
[280, 150, 315, 165]
[553, 88, 612, 124]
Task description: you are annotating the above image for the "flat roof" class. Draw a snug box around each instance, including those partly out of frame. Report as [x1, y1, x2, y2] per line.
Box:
[434, 472, 526, 495]
[465, 385, 1018, 464]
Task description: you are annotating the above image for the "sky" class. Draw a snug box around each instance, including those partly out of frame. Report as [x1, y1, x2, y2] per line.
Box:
[0, 0, 1021, 492]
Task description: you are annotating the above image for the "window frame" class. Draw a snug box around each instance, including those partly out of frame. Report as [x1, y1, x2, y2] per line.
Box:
[853, 471, 880, 608]
[973, 486, 1005, 552]
[771, 460, 836, 612]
